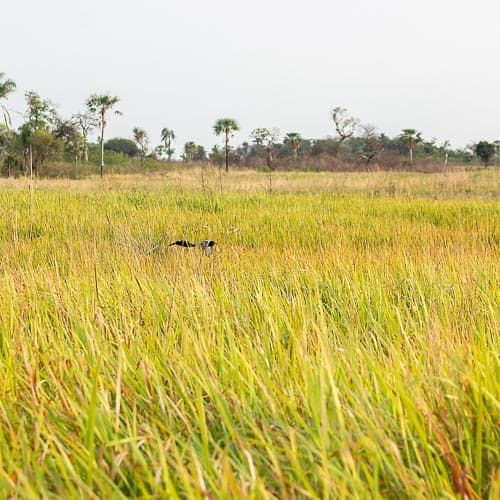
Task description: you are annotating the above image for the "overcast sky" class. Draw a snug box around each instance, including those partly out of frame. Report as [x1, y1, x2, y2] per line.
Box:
[3, 0, 499, 153]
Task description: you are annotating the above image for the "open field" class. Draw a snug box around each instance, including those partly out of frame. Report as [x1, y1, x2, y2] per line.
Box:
[0, 166, 498, 199]
[0, 169, 498, 497]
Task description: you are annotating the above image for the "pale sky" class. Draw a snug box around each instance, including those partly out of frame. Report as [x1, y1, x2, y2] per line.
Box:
[3, 0, 499, 154]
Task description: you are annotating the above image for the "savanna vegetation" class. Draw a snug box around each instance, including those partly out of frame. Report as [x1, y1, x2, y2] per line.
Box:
[1, 73, 499, 178]
[0, 169, 498, 497]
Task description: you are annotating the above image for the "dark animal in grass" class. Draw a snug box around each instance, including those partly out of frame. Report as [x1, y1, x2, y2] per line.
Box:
[169, 240, 216, 256]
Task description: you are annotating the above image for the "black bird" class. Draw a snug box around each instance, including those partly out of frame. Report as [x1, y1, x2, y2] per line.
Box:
[169, 240, 216, 256]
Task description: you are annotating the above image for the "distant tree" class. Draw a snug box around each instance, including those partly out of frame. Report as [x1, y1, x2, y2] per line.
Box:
[251, 127, 280, 169]
[250, 129, 266, 159]
[160, 128, 175, 160]
[24, 128, 63, 175]
[0, 123, 8, 152]
[0, 124, 19, 176]
[86, 94, 121, 177]
[53, 119, 85, 172]
[400, 128, 422, 166]
[193, 144, 207, 161]
[104, 138, 139, 157]
[133, 127, 149, 171]
[153, 144, 165, 160]
[183, 141, 196, 161]
[209, 145, 224, 166]
[359, 124, 383, 165]
[213, 118, 239, 172]
[0, 75, 17, 175]
[21, 92, 59, 177]
[74, 112, 98, 161]
[0, 73, 16, 130]
[24, 91, 58, 131]
[182, 141, 204, 161]
[53, 119, 78, 141]
[331, 107, 359, 147]
[474, 141, 496, 167]
[284, 132, 302, 160]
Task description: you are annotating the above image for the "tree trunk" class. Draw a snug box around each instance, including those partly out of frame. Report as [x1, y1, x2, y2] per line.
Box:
[83, 138, 89, 162]
[266, 146, 273, 169]
[100, 113, 105, 178]
[29, 145, 33, 181]
[442, 153, 448, 173]
[168, 139, 172, 161]
[225, 130, 229, 173]
[409, 147, 413, 165]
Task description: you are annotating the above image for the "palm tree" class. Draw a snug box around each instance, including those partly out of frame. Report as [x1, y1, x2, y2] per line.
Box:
[284, 132, 302, 160]
[0, 73, 16, 130]
[182, 141, 197, 161]
[213, 118, 239, 172]
[400, 128, 422, 166]
[86, 94, 121, 177]
[133, 127, 149, 172]
[160, 128, 175, 161]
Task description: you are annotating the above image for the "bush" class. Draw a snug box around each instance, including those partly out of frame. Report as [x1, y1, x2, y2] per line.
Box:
[104, 138, 139, 157]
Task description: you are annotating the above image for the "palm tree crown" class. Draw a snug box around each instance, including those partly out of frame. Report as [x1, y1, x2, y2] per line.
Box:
[213, 118, 239, 136]
[0, 73, 16, 130]
[213, 118, 239, 172]
[0, 73, 16, 100]
[86, 94, 120, 121]
[161, 128, 175, 142]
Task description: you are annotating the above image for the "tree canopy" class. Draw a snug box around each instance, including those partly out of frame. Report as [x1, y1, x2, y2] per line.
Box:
[331, 107, 359, 143]
[104, 138, 139, 157]
[474, 141, 496, 167]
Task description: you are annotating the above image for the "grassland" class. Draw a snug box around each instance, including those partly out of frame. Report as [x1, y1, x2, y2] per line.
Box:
[0, 168, 498, 498]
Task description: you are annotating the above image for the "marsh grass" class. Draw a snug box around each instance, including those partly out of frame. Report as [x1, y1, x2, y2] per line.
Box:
[0, 170, 498, 497]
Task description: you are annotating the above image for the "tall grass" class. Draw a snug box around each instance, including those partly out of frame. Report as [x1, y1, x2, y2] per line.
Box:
[0, 171, 498, 497]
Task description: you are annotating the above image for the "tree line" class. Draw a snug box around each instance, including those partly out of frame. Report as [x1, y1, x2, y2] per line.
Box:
[0, 73, 498, 178]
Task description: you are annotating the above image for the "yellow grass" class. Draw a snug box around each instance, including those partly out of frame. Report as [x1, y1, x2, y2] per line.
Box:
[0, 168, 498, 497]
